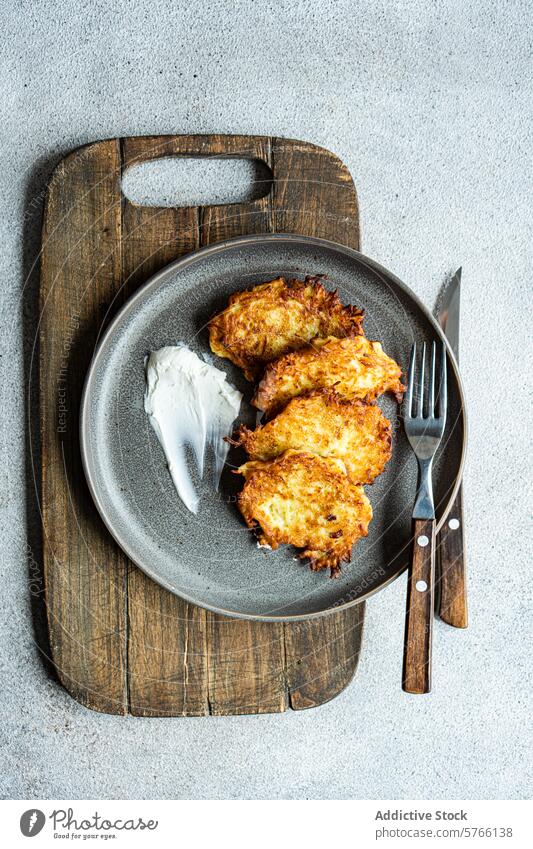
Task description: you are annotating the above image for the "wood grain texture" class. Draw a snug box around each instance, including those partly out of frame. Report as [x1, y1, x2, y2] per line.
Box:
[437, 485, 468, 628]
[270, 139, 358, 244]
[121, 136, 210, 716]
[284, 603, 365, 709]
[403, 518, 435, 694]
[206, 616, 287, 715]
[40, 134, 365, 715]
[40, 140, 128, 713]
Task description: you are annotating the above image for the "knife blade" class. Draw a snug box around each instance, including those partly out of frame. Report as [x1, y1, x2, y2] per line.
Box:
[435, 265, 467, 628]
[438, 267, 461, 358]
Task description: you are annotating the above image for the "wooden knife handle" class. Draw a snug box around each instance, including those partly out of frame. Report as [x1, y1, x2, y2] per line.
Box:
[437, 484, 468, 628]
[403, 518, 435, 694]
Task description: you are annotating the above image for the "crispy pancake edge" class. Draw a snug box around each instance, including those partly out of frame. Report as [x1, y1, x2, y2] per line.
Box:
[237, 449, 373, 576]
[252, 335, 405, 416]
[208, 276, 364, 380]
[232, 388, 392, 485]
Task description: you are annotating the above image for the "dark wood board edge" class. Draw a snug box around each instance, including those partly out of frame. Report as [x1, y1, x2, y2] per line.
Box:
[40, 139, 129, 714]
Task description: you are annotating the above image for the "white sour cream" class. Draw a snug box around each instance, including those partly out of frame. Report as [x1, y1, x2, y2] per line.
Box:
[144, 345, 242, 514]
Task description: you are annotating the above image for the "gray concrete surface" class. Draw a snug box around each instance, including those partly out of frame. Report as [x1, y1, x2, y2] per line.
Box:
[1, 0, 531, 800]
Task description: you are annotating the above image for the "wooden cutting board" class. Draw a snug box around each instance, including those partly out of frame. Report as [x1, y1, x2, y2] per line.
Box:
[40, 134, 365, 715]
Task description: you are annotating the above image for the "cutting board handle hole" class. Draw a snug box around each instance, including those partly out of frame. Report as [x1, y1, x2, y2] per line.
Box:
[121, 156, 272, 208]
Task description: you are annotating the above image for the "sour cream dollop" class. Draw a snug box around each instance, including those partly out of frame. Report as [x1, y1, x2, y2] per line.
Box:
[144, 345, 242, 514]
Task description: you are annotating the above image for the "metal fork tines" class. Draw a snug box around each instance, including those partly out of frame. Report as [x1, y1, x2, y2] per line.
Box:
[404, 341, 447, 520]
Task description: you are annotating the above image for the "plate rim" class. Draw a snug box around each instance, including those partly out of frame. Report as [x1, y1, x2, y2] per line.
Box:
[80, 233, 467, 622]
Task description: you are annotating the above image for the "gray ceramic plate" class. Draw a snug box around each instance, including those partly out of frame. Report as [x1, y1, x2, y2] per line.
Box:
[81, 234, 466, 621]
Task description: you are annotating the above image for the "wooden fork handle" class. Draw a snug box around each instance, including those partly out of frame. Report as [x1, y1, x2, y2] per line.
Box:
[403, 518, 435, 694]
[437, 484, 468, 628]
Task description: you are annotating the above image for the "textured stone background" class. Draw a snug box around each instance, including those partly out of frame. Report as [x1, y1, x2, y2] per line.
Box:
[1, 0, 531, 799]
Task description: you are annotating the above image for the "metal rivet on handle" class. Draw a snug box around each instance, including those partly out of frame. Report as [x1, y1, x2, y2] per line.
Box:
[417, 535, 429, 547]
[416, 580, 428, 592]
[448, 518, 460, 530]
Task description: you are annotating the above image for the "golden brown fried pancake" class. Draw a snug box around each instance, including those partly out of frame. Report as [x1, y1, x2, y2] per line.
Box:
[233, 389, 392, 485]
[237, 450, 373, 575]
[208, 276, 364, 381]
[253, 335, 404, 416]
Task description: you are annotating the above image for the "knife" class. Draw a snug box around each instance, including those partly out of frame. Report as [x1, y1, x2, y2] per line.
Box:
[436, 267, 468, 628]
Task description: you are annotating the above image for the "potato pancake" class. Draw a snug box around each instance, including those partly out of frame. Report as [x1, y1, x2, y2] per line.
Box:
[253, 335, 404, 416]
[237, 450, 373, 576]
[209, 276, 364, 380]
[233, 389, 392, 485]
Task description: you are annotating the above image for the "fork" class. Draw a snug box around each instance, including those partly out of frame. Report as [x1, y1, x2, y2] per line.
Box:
[402, 341, 447, 694]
